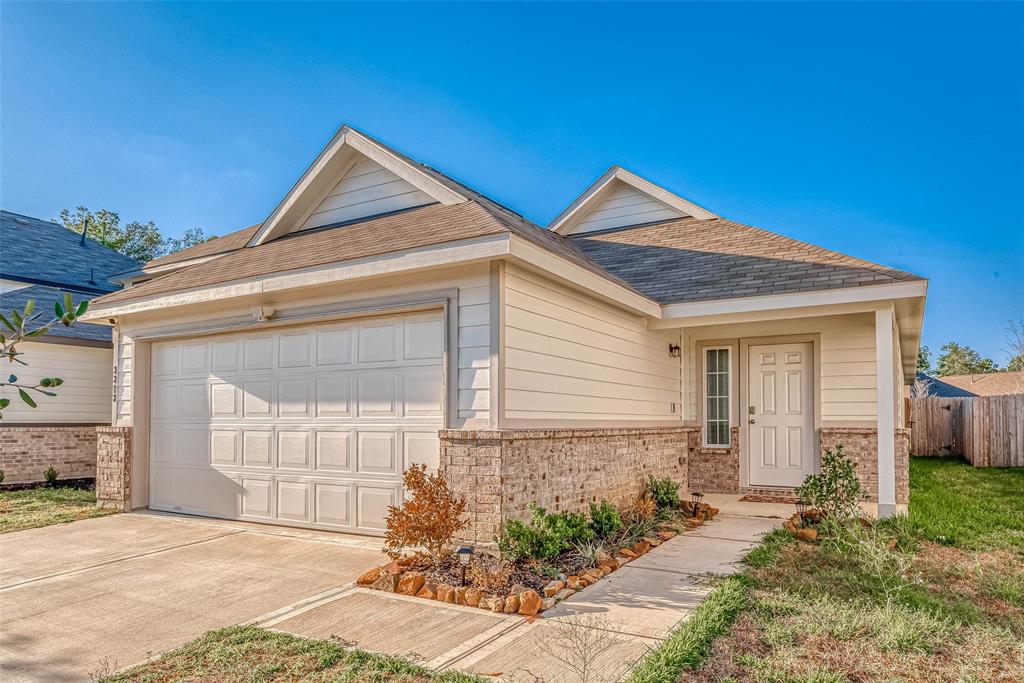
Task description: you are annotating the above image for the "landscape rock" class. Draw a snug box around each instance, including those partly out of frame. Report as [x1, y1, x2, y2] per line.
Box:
[455, 587, 468, 605]
[518, 589, 543, 616]
[543, 581, 564, 597]
[465, 587, 483, 607]
[540, 598, 555, 612]
[656, 530, 677, 541]
[509, 583, 529, 595]
[371, 573, 400, 592]
[619, 547, 637, 558]
[504, 594, 520, 613]
[356, 566, 384, 586]
[796, 528, 818, 543]
[437, 584, 457, 603]
[383, 561, 403, 575]
[645, 537, 662, 547]
[487, 596, 506, 612]
[416, 584, 437, 600]
[396, 571, 425, 596]
[555, 588, 576, 601]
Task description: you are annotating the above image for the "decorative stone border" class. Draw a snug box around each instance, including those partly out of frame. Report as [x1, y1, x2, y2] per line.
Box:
[356, 503, 720, 617]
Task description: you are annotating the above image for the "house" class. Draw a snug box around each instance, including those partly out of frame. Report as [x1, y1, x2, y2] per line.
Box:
[926, 371, 1024, 397]
[81, 126, 927, 538]
[0, 210, 140, 482]
[914, 373, 978, 398]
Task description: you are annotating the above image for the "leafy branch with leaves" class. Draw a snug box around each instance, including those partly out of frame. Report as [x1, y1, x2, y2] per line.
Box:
[0, 294, 88, 417]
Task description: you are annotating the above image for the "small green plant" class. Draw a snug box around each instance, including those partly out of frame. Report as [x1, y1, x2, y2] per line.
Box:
[43, 466, 58, 486]
[588, 500, 623, 538]
[497, 503, 594, 563]
[794, 444, 865, 521]
[0, 469, 5, 484]
[647, 476, 681, 510]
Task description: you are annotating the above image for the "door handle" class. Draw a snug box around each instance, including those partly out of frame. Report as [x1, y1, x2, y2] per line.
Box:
[748, 418, 756, 424]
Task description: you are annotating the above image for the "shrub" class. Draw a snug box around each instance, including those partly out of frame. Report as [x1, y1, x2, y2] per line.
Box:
[794, 444, 865, 520]
[466, 554, 512, 592]
[497, 503, 594, 563]
[384, 464, 466, 563]
[43, 466, 58, 486]
[0, 469, 5, 484]
[589, 500, 623, 538]
[647, 476, 681, 510]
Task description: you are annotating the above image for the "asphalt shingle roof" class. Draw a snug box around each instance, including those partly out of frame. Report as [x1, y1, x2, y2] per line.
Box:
[0, 285, 112, 343]
[569, 217, 925, 305]
[1, 210, 140, 293]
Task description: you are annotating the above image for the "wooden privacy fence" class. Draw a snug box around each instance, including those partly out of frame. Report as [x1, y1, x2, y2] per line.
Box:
[910, 395, 1024, 467]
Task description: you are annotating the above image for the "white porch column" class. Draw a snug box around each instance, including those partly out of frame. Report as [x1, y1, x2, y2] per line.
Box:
[874, 307, 897, 517]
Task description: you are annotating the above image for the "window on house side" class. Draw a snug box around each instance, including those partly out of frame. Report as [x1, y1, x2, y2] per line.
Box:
[705, 348, 730, 447]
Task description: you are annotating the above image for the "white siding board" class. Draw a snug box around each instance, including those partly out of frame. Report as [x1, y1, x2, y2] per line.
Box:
[571, 182, 687, 234]
[2, 342, 112, 423]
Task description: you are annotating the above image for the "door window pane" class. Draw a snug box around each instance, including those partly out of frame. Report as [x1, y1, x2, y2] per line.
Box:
[705, 349, 730, 446]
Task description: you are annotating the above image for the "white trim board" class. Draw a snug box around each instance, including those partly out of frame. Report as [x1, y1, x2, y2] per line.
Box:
[548, 166, 717, 235]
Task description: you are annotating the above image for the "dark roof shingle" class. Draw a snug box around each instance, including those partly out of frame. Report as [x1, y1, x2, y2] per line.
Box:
[0, 284, 112, 343]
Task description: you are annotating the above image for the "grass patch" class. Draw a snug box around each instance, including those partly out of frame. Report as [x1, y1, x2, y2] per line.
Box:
[908, 456, 1024, 554]
[0, 485, 116, 534]
[627, 575, 749, 683]
[673, 460, 1024, 683]
[99, 625, 484, 682]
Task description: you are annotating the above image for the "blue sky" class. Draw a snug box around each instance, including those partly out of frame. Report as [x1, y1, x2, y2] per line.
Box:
[2, 2, 1022, 365]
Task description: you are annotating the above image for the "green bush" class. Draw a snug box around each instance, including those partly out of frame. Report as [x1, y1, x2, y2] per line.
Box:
[0, 469, 5, 484]
[588, 500, 623, 538]
[43, 466, 58, 486]
[794, 444, 865, 520]
[647, 476, 681, 510]
[497, 503, 594, 563]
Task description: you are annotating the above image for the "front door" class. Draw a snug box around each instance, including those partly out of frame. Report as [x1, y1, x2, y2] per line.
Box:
[747, 343, 814, 487]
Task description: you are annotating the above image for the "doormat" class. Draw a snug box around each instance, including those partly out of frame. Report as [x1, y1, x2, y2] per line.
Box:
[739, 494, 799, 504]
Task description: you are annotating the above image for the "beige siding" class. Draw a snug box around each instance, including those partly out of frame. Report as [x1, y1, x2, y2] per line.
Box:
[299, 155, 434, 231]
[686, 313, 878, 423]
[570, 180, 686, 234]
[3, 341, 112, 423]
[503, 265, 681, 423]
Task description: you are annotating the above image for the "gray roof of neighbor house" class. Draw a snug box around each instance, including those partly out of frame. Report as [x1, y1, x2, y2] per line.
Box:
[1, 210, 140, 293]
[915, 373, 979, 398]
[1, 210, 140, 343]
[569, 218, 925, 305]
[934, 371, 1024, 397]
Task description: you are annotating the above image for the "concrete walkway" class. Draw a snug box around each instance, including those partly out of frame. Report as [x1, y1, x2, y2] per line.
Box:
[266, 513, 779, 682]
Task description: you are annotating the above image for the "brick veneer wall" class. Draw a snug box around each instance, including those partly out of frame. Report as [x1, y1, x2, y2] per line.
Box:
[820, 427, 910, 504]
[0, 426, 97, 484]
[439, 427, 691, 546]
[686, 427, 740, 494]
[96, 427, 132, 510]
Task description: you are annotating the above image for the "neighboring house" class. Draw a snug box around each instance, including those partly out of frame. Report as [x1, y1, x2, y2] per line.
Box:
[0, 210, 140, 482]
[914, 372, 978, 398]
[924, 370, 1024, 397]
[83, 126, 926, 536]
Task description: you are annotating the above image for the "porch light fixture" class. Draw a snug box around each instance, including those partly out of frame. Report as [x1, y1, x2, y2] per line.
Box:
[795, 499, 808, 528]
[668, 343, 681, 358]
[456, 546, 474, 585]
[690, 491, 704, 517]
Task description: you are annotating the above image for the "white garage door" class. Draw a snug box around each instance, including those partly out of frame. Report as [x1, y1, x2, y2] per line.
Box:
[149, 312, 444, 535]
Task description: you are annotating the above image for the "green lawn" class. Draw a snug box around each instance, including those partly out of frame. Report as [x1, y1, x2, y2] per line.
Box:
[629, 456, 1024, 683]
[100, 625, 483, 683]
[0, 485, 117, 534]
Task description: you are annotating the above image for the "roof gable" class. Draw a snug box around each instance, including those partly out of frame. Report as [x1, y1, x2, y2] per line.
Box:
[249, 126, 466, 246]
[548, 166, 716, 236]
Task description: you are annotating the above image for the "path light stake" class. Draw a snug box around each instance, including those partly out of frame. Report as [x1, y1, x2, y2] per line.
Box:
[456, 546, 474, 586]
[691, 491, 704, 517]
[795, 498, 808, 529]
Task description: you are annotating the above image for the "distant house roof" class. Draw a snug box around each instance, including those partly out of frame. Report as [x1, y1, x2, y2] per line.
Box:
[915, 373, 979, 398]
[1, 210, 140, 345]
[1, 210, 140, 294]
[933, 371, 1024, 397]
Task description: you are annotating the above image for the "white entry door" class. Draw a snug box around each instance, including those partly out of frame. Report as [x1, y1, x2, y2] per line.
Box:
[149, 312, 444, 535]
[747, 343, 815, 487]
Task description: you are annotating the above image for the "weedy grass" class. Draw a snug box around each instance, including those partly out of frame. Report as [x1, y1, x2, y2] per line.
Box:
[0, 485, 116, 534]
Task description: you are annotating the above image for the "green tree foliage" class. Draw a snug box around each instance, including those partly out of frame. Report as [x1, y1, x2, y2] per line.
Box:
[59, 206, 211, 262]
[935, 341, 998, 376]
[916, 345, 931, 373]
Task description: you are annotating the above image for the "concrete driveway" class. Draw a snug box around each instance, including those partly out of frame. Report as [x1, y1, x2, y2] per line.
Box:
[0, 512, 383, 682]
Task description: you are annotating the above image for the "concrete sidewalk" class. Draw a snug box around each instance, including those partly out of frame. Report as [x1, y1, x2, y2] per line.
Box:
[266, 514, 778, 682]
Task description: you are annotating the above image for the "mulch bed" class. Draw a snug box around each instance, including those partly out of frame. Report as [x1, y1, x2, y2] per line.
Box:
[0, 477, 96, 493]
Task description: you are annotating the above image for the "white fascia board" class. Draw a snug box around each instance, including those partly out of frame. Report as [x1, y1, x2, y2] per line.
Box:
[656, 281, 928, 326]
[506, 235, 662, 318]
[548, 166, 717, 235]
[248, 126, 466, 247]
[83, 234, 510, 320]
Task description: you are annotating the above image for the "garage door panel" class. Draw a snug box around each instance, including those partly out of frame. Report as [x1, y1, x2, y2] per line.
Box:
[356, 485, 399, 532]
[315, 431, 352, 472]
[278, 331, 312, 368]
[277, 431, 311, 470]
[151, 312, 443, 536]
[316, 377, 353, 417]
[276, 480, 311, 522]
[242, 430, 274, 467]
[357, 374, 398, 417]
[279, 379, 312, 417]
